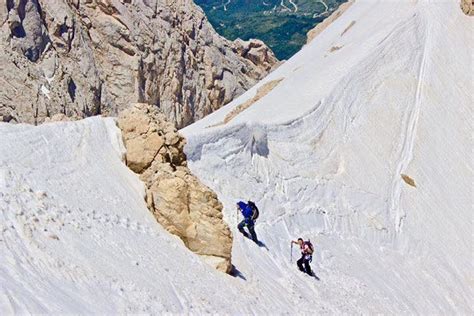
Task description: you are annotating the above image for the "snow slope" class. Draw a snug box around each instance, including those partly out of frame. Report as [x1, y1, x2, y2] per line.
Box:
[0, 118, 274, 314]
[182, 0, 473, 313]
[1, 0, 472, 314]
[0, 117, 380, 314]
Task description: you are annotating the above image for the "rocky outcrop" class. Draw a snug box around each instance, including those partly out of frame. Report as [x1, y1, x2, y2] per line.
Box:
[234, 38, 280, 71]
[307, 1, 354, 44]
[461, 0, 474, 15]
[117, 103, 232, 273]
[0, 0, 278, 127]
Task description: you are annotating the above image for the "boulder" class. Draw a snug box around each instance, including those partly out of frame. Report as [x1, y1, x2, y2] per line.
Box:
[461, 0, 474, 15]
[118, 103, 233, 273]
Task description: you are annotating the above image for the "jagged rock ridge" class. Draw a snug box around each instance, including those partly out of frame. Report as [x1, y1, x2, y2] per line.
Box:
[0, 0, 277, 127]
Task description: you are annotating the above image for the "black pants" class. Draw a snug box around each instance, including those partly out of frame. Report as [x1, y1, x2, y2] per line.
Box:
[238, 219, 258, 242]
[297, 255, 312, 276]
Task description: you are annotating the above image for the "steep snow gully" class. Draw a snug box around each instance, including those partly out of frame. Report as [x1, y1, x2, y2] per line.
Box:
[0, 0, 472, 314]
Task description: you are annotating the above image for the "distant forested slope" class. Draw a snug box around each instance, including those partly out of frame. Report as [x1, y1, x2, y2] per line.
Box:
[195, 0, 347, 59]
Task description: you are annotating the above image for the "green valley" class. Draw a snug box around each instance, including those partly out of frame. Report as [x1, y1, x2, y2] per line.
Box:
[195, 0, 347, 60]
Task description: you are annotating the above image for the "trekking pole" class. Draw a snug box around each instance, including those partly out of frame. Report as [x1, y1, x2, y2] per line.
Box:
[290, 242, 293, 263]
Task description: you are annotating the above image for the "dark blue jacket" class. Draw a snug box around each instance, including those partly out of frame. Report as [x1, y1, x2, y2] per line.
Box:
[237, 201, 254, 220]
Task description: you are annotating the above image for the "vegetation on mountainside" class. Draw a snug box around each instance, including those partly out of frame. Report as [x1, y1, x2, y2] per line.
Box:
[195, 0, 347, 60]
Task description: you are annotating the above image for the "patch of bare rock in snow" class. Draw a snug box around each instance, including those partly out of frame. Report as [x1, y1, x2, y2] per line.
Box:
[118, 103, 233, 273]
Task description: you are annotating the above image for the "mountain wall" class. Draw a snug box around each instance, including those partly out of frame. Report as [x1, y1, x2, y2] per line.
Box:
[0, 0, 277, 127]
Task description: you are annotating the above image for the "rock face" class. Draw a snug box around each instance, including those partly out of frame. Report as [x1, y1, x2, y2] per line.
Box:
[234, 38, 280, 70]
[117, 103, 232, 273]
[0, 0, 277, 127]
[461, 0, 474, 15]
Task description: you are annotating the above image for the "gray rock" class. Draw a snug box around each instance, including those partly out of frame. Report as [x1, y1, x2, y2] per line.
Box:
[0, 0, 278, 127]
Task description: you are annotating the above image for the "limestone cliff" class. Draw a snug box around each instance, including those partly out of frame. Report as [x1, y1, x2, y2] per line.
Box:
[117, 103, 232, 273]
[0, 0, 277, 127]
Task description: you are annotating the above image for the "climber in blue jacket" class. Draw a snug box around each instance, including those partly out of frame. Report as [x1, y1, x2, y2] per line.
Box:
[236, 201, 258, 242]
